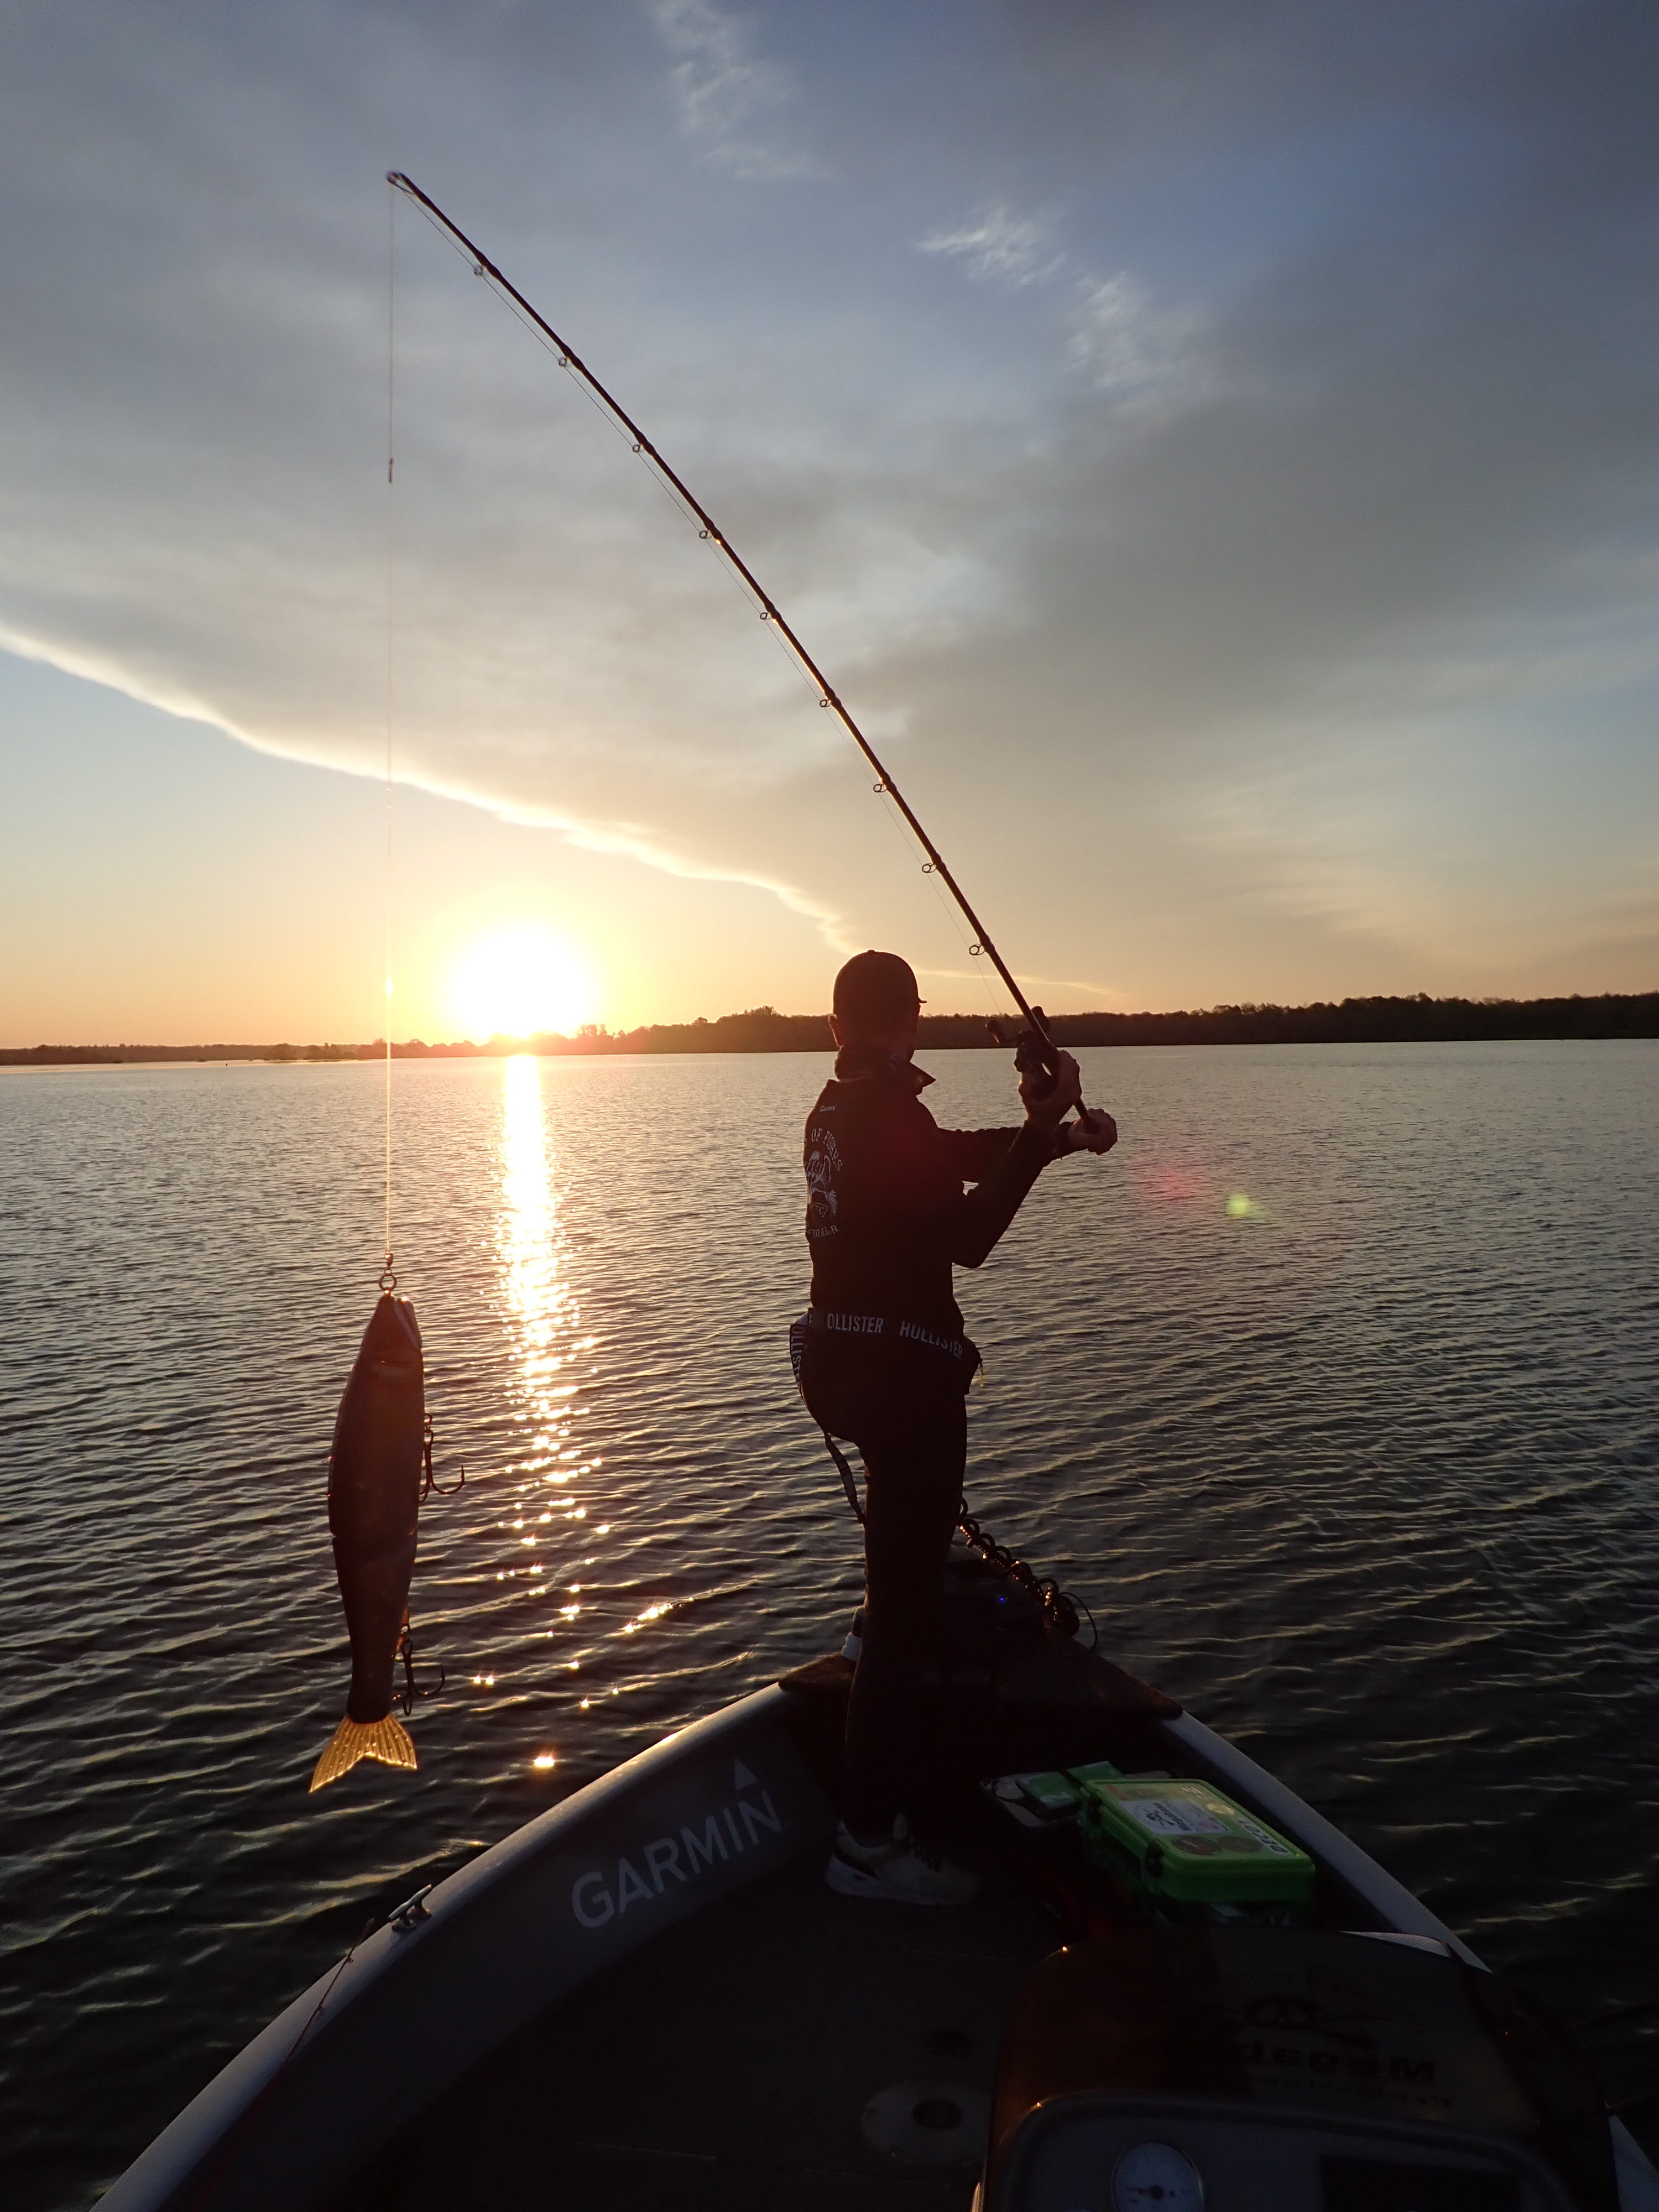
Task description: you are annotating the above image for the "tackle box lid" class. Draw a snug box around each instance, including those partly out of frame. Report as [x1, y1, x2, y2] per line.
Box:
[1079, 1775, 1315, 1903]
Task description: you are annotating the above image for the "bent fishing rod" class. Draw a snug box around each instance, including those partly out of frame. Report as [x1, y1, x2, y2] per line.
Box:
[388, 171, 1089, 1112]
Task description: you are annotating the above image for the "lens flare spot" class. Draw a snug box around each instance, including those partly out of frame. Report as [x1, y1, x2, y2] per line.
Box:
[533, 1752, 556, 1770]
[1146, 1163, 1204, 1203]
[1226, 1192, 1258, 1218]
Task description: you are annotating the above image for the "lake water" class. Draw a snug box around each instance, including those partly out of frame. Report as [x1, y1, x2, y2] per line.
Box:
[2, 1042, 1657, 2207]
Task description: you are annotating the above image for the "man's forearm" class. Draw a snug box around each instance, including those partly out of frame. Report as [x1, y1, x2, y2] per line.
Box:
[948, 1122, 1054, 1267]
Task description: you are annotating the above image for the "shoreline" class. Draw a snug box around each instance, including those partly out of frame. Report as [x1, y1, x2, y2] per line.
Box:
[3, 989, 1656, 1067]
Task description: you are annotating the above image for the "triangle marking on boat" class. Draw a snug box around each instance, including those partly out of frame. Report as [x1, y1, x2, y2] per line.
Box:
[733, 1760, 758, 1791]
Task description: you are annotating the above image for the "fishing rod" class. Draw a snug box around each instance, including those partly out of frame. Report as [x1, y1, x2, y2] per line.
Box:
[387, 171, 1091, 1113]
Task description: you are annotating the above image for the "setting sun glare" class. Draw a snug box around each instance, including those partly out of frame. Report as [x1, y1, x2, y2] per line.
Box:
[449, 926, 598, 1041]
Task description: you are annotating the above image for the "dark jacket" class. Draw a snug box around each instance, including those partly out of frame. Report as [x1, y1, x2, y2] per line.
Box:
[804, 1046, 1061, 1334]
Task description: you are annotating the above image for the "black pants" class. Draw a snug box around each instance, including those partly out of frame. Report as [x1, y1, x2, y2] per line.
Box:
[801, 1338, 967, 1834]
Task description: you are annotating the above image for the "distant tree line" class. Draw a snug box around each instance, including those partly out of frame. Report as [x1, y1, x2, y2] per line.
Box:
[534, 992, 1659, 1052]
[1043, 991, 1659, 1047]
[0, 1040, 364, 1065]
[3, 992, 1655, 1067]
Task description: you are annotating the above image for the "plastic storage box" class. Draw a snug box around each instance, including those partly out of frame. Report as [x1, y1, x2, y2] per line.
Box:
[1078, 1775, 1314, 1906]
[1016, 1771, 1084, 1818]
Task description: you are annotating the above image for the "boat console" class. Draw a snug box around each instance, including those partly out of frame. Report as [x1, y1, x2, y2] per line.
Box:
[982, 1927, 1619, 2212]
[988, 2100, 1577, 2212]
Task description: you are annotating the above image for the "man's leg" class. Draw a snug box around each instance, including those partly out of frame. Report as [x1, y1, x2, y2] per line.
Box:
[841, 1376, 966, 1837]
[801, 1341, 976, 1901]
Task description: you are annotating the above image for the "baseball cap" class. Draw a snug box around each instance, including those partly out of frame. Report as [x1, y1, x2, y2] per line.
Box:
[832, 950, 924, 1031]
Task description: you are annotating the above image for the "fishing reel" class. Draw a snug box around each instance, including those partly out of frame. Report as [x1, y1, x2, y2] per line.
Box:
[987, 1006, 1062, 1097]
[990, 1008, 1112, 1147]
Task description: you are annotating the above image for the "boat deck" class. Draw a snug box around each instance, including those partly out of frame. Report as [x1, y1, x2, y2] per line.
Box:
[340, 1847, 1055, 2212]
[107, 1647, 1659, 2212]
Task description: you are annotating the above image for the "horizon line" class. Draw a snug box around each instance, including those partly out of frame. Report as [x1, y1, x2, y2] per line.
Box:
[3, 988, 1656, 1064]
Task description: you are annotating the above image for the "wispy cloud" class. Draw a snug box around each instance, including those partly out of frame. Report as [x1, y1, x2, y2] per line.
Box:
[0, 604, 861, 956]
[649, 0, 816, 180]
[921, 207, 1204, 411]
[1066, 274, 1209, 410]
[917, 962, 1128, 1005]
[920, 205, 1064, 288]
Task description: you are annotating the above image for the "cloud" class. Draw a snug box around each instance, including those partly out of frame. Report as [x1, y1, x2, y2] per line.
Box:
[1065, 274, 1209, 410]
[649, 0, 817, 180]
[921, 205, 1064, 288]
[3, 0, 1658, 1015]
[919, 202, 1207, 413]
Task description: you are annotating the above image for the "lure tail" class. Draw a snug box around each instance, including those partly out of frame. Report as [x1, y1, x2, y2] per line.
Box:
[309, 1713, 418, 1792]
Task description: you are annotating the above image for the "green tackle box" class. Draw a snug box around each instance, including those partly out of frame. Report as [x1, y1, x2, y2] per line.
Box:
[1078, 1775, 1315, 1906]
[1017, 1771, 1085, 1817]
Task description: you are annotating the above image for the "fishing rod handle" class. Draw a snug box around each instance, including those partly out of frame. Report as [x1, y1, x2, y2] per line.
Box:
[1001, 1008, 1098, 1133]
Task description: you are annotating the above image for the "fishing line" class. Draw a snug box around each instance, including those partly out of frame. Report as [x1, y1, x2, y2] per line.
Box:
[174, 1918, 378, 2212]
[386, 171, 1089, 1111]
[399, 188, 828, 735]
[397, 192, 710, 546]
[401, 177, 992, 999]
[382, 179, 397, 1290]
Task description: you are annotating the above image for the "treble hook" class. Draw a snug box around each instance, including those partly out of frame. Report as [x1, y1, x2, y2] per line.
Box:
[395, 1611, 446, 1716]
[421, 1413, 465, 1500]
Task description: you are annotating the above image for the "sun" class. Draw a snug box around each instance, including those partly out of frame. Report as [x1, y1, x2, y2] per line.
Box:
[449, 926, 599, 1040]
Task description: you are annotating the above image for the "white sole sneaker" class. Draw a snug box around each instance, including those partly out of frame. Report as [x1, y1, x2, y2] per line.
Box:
[824, 1843, 979, 1907]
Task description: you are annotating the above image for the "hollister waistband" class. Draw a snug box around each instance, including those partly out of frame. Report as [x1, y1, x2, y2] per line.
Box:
[789, 1306, 980, 1380]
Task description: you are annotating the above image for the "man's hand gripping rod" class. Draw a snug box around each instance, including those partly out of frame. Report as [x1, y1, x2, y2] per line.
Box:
[387, 171, 1100, 1131]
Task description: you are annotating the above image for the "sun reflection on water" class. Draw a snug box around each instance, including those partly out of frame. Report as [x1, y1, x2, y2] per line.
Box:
[501, 1055, 572, 1392]
[490, 1054, 602, 1748]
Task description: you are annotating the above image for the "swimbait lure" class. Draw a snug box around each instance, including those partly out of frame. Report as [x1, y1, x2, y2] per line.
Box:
[310, 1292, 426, 1791]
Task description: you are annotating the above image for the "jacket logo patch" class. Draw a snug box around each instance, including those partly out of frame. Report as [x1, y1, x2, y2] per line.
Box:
[805, 1127, 842, 1241]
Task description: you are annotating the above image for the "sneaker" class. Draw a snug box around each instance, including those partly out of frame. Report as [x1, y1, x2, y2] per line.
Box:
[841, 1607, 866, 1662]
[825, 1817, 980, 1906]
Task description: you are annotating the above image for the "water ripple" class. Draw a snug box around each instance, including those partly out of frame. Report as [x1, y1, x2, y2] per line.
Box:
[1, 1040, 1656, 2205]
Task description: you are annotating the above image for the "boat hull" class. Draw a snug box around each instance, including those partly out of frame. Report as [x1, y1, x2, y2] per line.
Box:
[101, 1674, 1659, 2212]
[100, 1688, 833, 2212]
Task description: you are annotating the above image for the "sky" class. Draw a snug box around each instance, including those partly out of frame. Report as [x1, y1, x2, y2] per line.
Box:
[2, 0, 1656, 1044]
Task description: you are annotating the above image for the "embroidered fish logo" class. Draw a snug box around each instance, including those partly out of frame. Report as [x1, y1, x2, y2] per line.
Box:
[805, 1128, 840, 1236]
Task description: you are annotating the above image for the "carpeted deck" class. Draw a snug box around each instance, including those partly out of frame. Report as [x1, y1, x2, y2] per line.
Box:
[341, 1849, 1056, 2211]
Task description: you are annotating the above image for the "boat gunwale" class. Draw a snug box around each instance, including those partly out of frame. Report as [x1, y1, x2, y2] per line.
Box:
[97, 1683, 831, 2212]
[1156, 1710, 1486, 1969]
